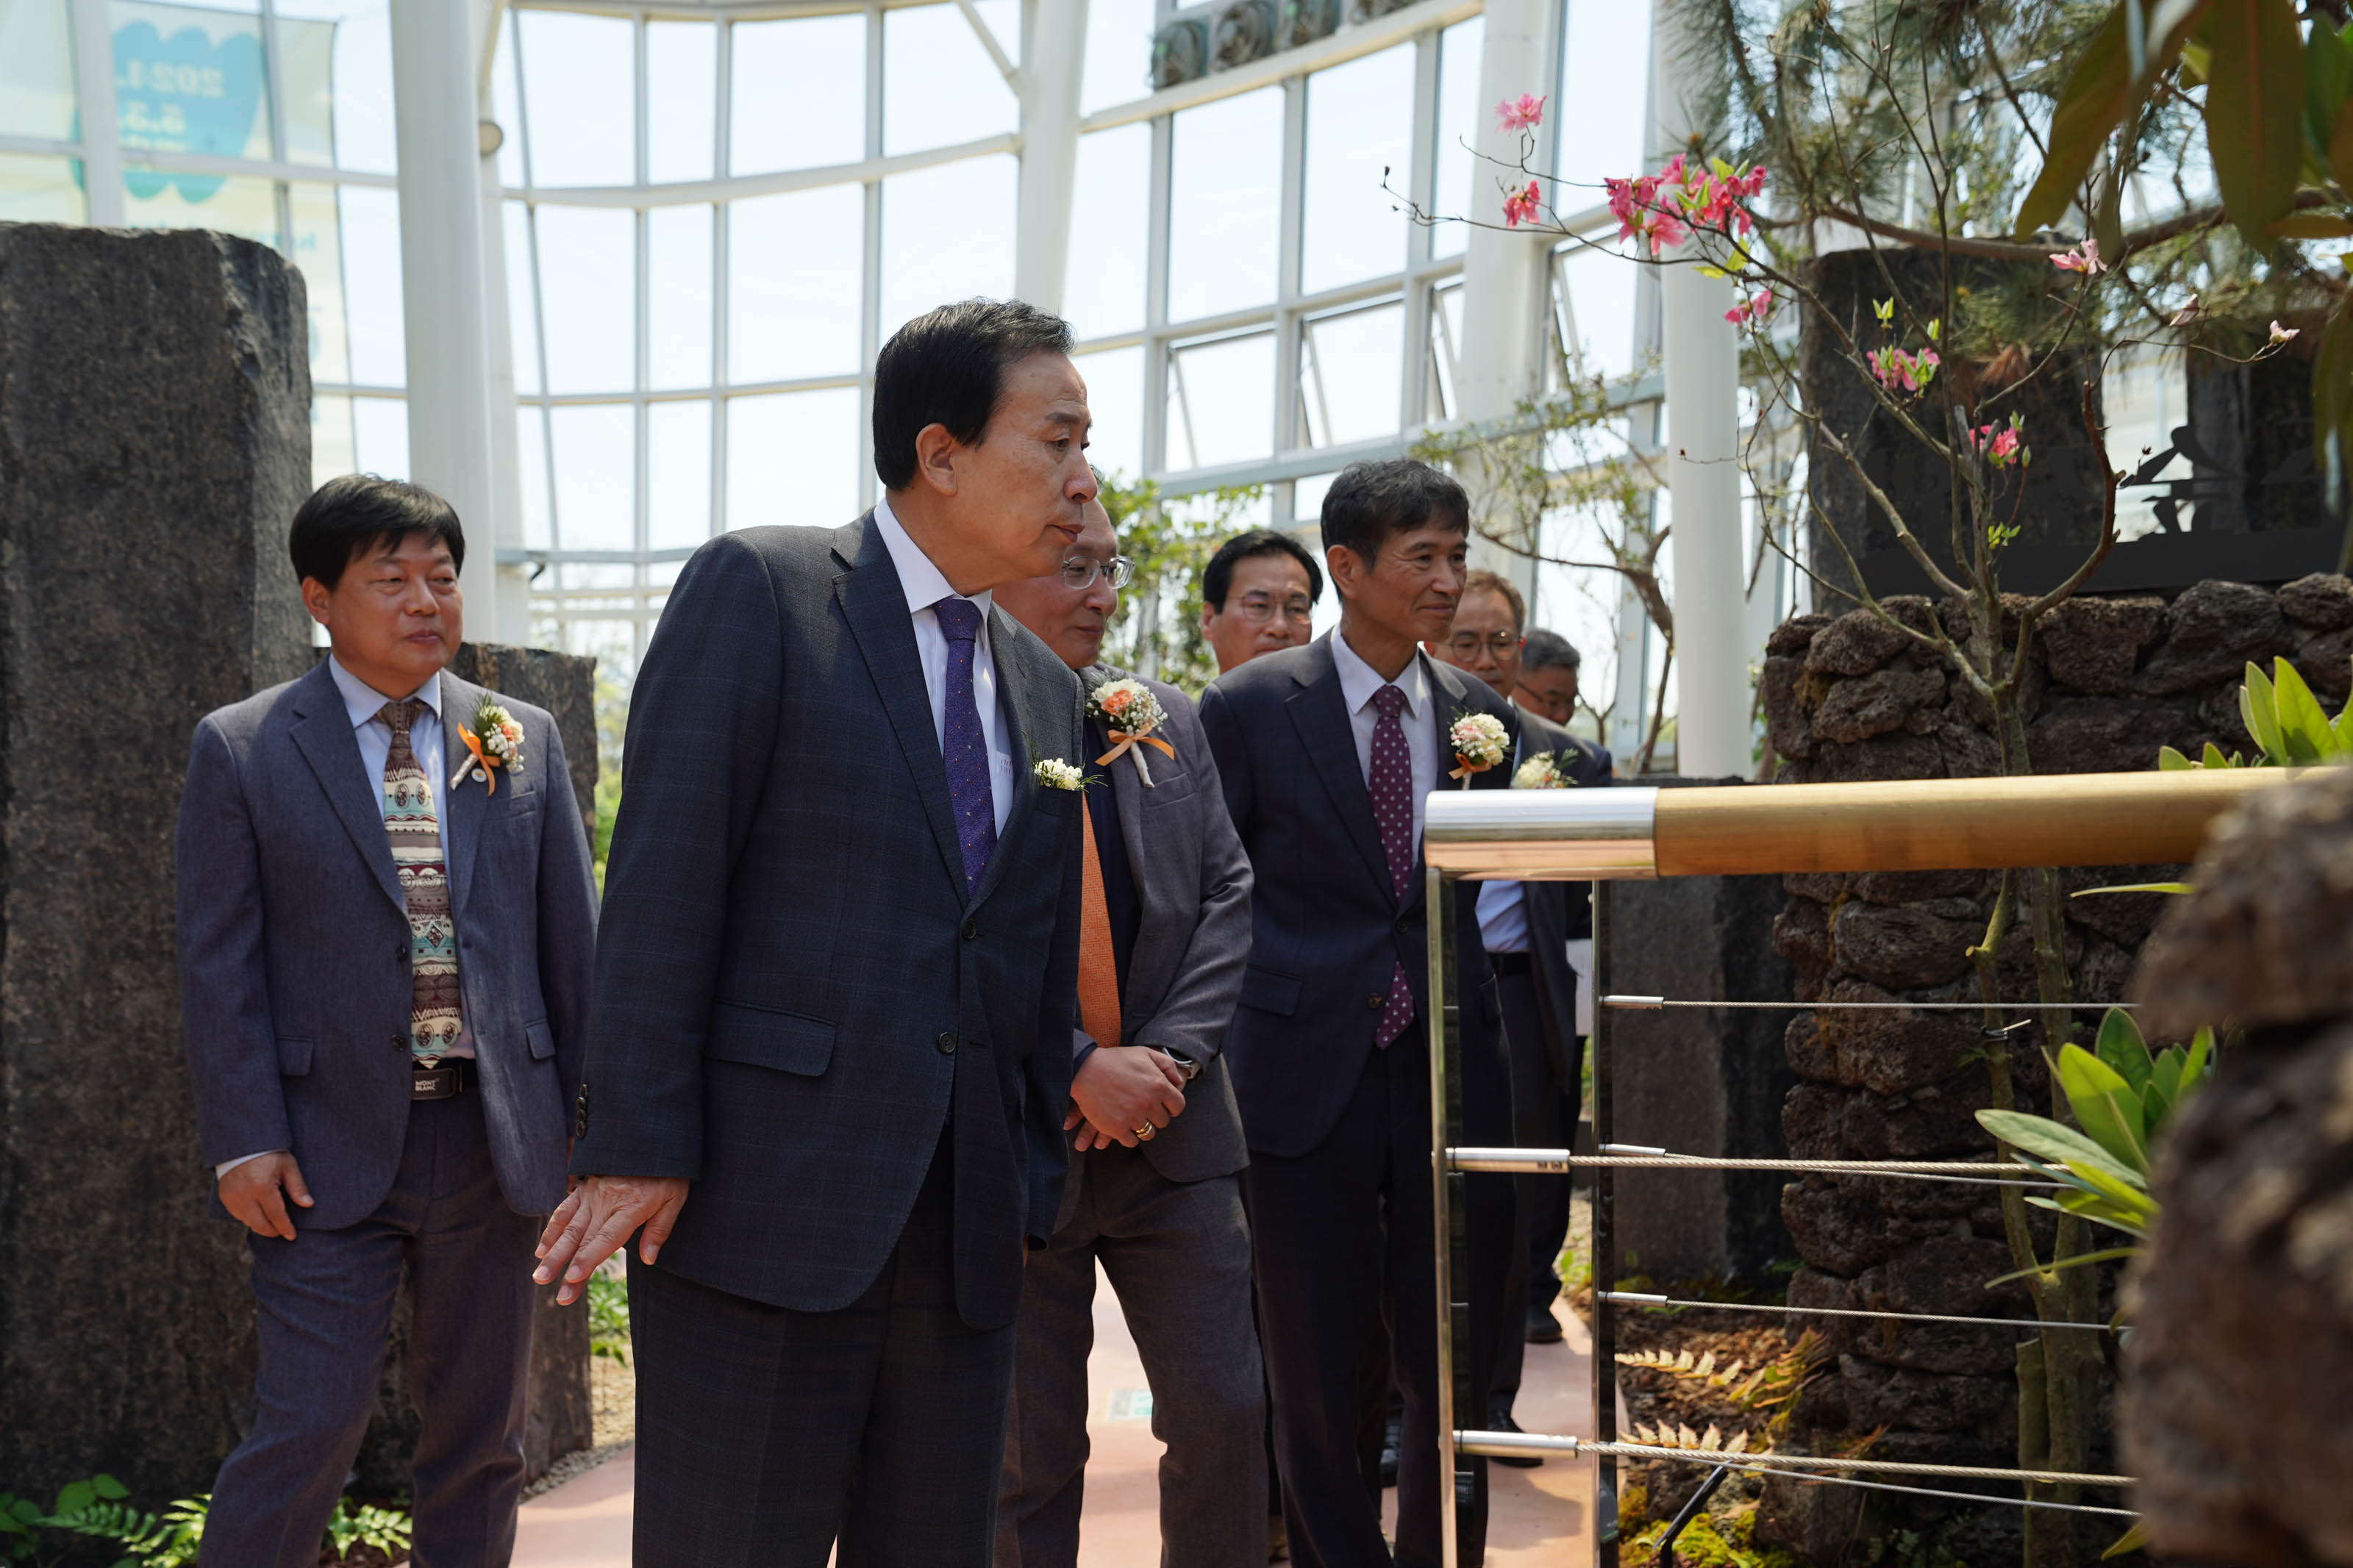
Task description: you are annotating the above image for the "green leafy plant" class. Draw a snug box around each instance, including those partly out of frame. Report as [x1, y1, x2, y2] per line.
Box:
[2158, 656, 2353, 770]
[321, 1498, 411, 1563]
[587, 1268, 632, 1367]
[1977, 1008, 2216, 1275]
[0, 1478, 205, 1567]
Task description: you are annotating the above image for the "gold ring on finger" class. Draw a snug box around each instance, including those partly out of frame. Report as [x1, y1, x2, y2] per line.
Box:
[1134, 1124, 1157, 1141]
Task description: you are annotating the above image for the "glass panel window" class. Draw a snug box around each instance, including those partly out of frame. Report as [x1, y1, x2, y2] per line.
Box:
[1552, 240, 1639, 383]
[1298, 300, 1403, 448]
[517, 405, 552, 550]
[1165, 329, 1274, 470]
[549, 404, 637, 551]
[729, 15, 865, 175]
[274, 0, 396, 173]
[1079, 0, 1152, 115]
[1424, 281, 1463, 421]
[0, 0, 77, 140]
[351, 393, 408, 478]
[1431, 18, 1484, 259]
[1556, 0, 1651, 198]
[1301, 46, 1414, 296]
[502, 201, 541, 396]
[729, 182, 863, 383]
[1076, 344, 1143, 482]
[288, 182, 348, 383]
[535, 204, 637, 395]
[1168, 87, 1282, 323]
[518, 10, 636, 187]
[110, 1, 274, 165]
[339, 184, 404, 386]
[1065, 125, 1149, 343]
[647, 21, 718, 185]
[0, 151, 84, 224]
[311, 393, 354, 489]
[884, 1, 1018, 157]
[880, 153, 1018, 343]
[649, 400, 713, 551]
[121, 170, 279, 248]
[728, 387, 862, 530]
[649, 205, 714, 392]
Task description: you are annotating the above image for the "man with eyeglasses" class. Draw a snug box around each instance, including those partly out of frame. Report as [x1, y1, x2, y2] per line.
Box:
[1425, 571, 1610, 1436]
[1199, 529, 1324, 673]
[992, 498, 1266, 1568]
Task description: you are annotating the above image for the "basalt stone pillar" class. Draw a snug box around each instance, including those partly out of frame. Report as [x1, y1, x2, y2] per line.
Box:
[0, 225, 313, 1501]
[353, 641, 599, 1491]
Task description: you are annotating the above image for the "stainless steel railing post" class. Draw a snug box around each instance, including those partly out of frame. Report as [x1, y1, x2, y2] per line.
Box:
[1427, 862, 1462, 1568]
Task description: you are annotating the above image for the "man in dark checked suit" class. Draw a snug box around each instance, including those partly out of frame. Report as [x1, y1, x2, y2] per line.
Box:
[533, 299, 1094, 1567]
[1426, 576, 1612, 1449]
[993, 495, 1263, 1567]
[175, 476, 598, 1567]
[1199, 459, 1519, 1568]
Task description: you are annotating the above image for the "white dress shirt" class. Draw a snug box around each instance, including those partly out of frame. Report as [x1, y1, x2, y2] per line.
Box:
[872, 494, 1015, 835]
[1329, 629, 1439, 856]
[219, 656, 474, 1180]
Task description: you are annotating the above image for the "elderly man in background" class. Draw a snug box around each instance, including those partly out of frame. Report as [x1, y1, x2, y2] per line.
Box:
[1427, 573, 1610, 1442]
[1199, 528, 1324, 674]
[993, 498, 1265, 1568]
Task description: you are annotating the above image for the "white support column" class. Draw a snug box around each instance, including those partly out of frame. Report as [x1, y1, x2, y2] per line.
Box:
[1013, 0, 1086, 314]
[393, 0, 501, 640]
[1453, 0, 1559, 597]
[71, 0, 123, 225]
[1654, 3, 1746, 778]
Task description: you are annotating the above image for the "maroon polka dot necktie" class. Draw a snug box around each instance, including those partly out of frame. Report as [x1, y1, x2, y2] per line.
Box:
[1370, 684, 1415, 1048]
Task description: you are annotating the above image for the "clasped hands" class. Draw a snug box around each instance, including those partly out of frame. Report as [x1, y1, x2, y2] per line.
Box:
[1065, 1045, 1188, 1151]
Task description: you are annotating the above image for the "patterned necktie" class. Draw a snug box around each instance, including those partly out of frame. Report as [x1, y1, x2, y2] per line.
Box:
[934, 597, 998, 893]
[1078, 794, 1123, 1048]
[1369, 684, 1416, 1048]
[380, 700, 463, 1064]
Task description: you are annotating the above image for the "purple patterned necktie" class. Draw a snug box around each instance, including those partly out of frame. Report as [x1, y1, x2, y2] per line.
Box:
[1369, 684, 1415, 1048]
[934, 596, 998, 893]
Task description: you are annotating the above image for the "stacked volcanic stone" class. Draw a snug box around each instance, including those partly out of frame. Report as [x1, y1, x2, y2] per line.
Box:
[1750, 576, 2353, 1561]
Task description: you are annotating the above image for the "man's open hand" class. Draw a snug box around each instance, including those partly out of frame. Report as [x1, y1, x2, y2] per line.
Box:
[534, 1175, 690, 1304]
[1065, 1046, 1187, 1152]
[218, 1153, 313, 1240]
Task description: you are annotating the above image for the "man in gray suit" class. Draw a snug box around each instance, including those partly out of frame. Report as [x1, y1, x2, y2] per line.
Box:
[991, 497, 1263, 1568]
[533, 300, 1093, 1567]
[175, 476, 598, 1567]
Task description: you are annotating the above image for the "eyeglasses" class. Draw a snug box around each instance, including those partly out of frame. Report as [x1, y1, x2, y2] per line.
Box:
[1060, 554, 1135, 591]
[1446, 631, 1520, 657]
[1231, 594, 1314, 626]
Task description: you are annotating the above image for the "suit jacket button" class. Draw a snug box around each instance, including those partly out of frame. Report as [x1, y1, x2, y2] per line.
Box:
[937, 1031, 957, 1055]
[390, 1034, 408, 1051]
[1365, 994, 1385, 1012]
[574, 1117, 588, 1139]
[963, 917, 980, 941]
[1393, 914, 1410, 934]
[394, 944, 408, 964]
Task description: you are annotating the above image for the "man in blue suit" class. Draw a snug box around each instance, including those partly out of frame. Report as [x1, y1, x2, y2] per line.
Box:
[175, 476, 599, 1567]
[1199, 459, 1519, 1568]
[534, 299, 1093, 1567]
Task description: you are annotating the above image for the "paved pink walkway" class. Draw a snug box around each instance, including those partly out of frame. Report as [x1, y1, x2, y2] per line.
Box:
[511, 1273, 1596, 1567]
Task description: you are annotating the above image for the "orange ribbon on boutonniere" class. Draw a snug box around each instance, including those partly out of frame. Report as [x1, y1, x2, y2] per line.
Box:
[1088, 678, 1177, 787]
[1447, 710, 1510, 784]
[450, 698, 527, 796]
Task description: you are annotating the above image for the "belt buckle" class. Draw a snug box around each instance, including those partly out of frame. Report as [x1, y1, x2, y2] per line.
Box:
[413, 1065, 456, 1100]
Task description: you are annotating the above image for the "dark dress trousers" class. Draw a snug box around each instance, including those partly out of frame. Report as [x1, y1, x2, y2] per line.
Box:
[997, 666, 1265, 1568]
[571, 515, 1085, 1567]
[1486, 712, 1612, 1410]
[174, 662, 598, 1568]
[1198, 635, 1517, 1568]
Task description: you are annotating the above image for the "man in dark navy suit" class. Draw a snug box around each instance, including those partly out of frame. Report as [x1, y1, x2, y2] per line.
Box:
[1199, 459, 1518, 1568]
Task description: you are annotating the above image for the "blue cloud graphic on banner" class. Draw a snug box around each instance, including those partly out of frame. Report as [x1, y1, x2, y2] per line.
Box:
[113, 22, 267, 203]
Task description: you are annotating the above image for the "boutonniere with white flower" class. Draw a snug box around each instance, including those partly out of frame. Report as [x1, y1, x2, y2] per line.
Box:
[451, 697, 525, 795]
[1089, 678, 1177, 787]
[1512, 750, 1579, 790]
[1033, 756, 1087, 792]
[1447, 711, 1510, 784]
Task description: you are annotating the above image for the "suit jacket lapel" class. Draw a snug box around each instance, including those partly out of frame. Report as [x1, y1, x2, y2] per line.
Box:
[1407, 659, 1479, 918]
[286, 662, 407, 915]
[438, 671, 486, 916]
[1285, 639, 1397, 906]
[1087, 667, 1164, 1006]
[966, 606, 1047, 912]
[832, 515, 967, 896]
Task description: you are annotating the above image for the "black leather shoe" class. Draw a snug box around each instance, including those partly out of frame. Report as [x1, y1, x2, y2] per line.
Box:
[1379, 1412, 1401, 1488]
[1488, 1408, 1543, 1467]
[1526, 1305, 1565, 1343]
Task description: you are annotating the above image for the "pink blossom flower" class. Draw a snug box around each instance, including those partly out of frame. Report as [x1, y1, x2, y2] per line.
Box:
[1495, 93, 1547, 133]
[1502, 180, 1542, 229]
[2049, 239, 2104, 275]
[2270, 319, 2301, 344]
[1969, 415, 2029, 467]
[1724, 292, 1774, 329]
[1868, 346, 1940, 393]
[1990, 426, 2021, 462]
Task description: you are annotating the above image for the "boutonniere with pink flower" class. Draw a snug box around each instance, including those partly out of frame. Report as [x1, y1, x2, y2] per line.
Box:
[451, 698, 525, 795]
[1089, 678, 1176, 787]
[1512, 750, 1579, 790]
[1448, 711, 1509, 784]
